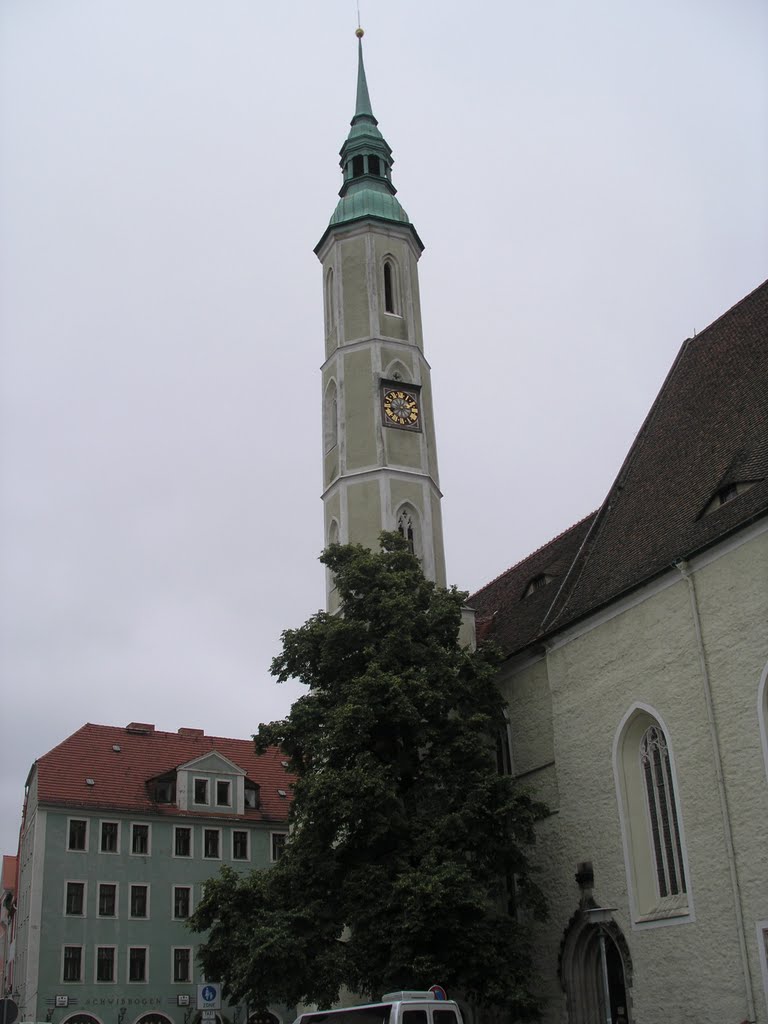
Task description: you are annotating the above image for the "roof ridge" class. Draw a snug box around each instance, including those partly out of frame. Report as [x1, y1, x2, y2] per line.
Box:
[469, 510, 598, 601]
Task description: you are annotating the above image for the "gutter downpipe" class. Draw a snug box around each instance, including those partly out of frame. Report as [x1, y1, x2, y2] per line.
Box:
[675, 559, 756, 1023]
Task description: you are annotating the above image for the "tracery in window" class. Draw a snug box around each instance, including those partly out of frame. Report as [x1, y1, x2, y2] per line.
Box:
[640, 726, 686, 899]
[614, 705, 691, 924]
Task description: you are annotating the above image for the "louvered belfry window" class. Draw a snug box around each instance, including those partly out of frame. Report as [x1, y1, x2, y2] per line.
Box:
[640, 725, 687, 898]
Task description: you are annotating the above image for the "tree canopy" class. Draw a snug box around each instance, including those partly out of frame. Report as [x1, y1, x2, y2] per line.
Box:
[191, 534, 547, 1015]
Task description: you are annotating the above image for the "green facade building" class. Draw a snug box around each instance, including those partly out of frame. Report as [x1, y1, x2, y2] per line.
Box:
[12, 722, 291, 1024]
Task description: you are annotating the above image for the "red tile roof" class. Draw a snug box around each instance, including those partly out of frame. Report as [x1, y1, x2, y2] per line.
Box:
[471, 279, 768, 657]
[34, 723, 292, 823]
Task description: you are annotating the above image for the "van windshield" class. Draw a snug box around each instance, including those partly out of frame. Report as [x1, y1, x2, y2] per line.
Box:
[302, 1008, 392, 1024]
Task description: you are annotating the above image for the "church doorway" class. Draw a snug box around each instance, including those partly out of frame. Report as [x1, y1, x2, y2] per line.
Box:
[560, 908, 632, 1023]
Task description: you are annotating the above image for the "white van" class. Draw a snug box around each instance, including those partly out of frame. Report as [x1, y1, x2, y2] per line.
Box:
[294, 992, 464, 1024]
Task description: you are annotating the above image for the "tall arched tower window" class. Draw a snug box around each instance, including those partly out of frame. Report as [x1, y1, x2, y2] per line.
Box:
[324, 381, 338, 453]
[614, 705, 691, 924]
[396, 505, 419, 556]
[325, 268, 336, 335]
[383, 257, 400, 315]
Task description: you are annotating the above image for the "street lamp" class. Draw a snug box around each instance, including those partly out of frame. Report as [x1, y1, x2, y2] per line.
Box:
[584, 906, 618, 1024]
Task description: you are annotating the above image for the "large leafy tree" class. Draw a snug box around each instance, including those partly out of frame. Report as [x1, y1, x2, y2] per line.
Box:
[191, 534, 546, 1015]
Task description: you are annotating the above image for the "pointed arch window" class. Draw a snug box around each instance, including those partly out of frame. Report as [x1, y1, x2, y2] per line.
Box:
[324, 381, 338, 453]
[640, 725, 686, 899]
[614, 706, 691, 924]
[396, 506, 419, 557]
[325, 268, 336, 336]
[383, 258, 400, 316]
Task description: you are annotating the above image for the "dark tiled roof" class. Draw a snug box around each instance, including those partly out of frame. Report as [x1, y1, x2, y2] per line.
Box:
[35, 723, 292, 823]
[470, 513, 597, 655]
[471, 279, 768, 657]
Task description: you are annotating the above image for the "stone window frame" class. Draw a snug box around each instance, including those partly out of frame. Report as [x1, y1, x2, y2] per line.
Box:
[94, 944, 117, 985]
[63, 879, 87, 917]
[613, 702, 694, 929]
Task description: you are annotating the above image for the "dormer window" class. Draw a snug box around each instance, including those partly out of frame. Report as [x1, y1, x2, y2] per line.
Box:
[148, 773, 176, 804]
[194, 778, 209, 805]
[703, 480, 756, 515]
[216, 780, 231, 807]
[524, 573, 553, 598]
[244, 780, 261, 809]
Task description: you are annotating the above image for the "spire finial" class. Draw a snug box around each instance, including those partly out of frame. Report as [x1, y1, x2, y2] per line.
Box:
[353, 25, 374, 122]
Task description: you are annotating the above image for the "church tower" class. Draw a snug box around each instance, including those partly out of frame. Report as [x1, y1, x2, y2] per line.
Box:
[315, 32, 447, 608]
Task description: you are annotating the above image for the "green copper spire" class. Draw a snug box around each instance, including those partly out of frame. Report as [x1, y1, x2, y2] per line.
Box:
[315, 29, 422, 251]
[353, 37, 375, 122]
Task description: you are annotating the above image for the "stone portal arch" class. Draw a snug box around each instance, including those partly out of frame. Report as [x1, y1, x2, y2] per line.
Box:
[559, 904, 633, 1023]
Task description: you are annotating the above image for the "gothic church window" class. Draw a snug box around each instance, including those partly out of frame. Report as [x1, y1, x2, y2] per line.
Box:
[640, 725, 686, 899]
[614, 705, 691, 924]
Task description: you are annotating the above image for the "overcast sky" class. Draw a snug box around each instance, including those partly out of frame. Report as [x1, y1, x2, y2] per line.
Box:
[1, 0, 766, 858]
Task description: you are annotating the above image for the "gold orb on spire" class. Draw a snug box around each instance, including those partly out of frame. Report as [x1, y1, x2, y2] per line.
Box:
[355, 27, 364, 38]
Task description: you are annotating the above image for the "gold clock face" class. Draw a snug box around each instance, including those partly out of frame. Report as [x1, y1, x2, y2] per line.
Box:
[382, 388, 420, 429]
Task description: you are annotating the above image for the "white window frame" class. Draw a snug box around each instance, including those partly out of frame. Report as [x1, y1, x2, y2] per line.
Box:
[270, 831, 288, 863]
[193, 776, 210, 805]
[613, 702, 694, 929]
[215, 779, 232, 807]
[126, 945, 149, 984]
[202, 827, 222, 860]
[66, 816, 89, 853]
[99, 819, 121, 855]
[128, 883, 150, 920]
[231, 828, 250, 862]
[173, 825, 194, 858]
[130, 821, 152, 857]
[63, 879, 87, 917]
[94, 944, 117, 984]
[97, 881, 119, 919]
[61, 944, 84, 983]
[382, 255, 402, 317]
[172, 884, 193, 920]
[171, 946, 194, 984]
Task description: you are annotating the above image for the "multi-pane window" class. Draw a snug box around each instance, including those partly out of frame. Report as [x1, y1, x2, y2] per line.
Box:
[640, 725, 687, 898]
[65, 881, 85, 916]
[68, 819, 87, 851]
[131, 823, 150, 855]
[203, 829, 220, 859]
[194, 778, 208, 804]
[173, 886, 191, 919]
[232, 830, 249, 861]
[100, 821, 119, 853]
[174, 826, 192, 857]
[173, 947, 192, 983]
[130, 884, 149, 918]
[128, 947, 147, 983]
[216, 780, 231, 806]
[96, 947, 116, 983]
[271, 832, 287, 862]
[63, 946, 83, 982]
[98, 883, 117, 917]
